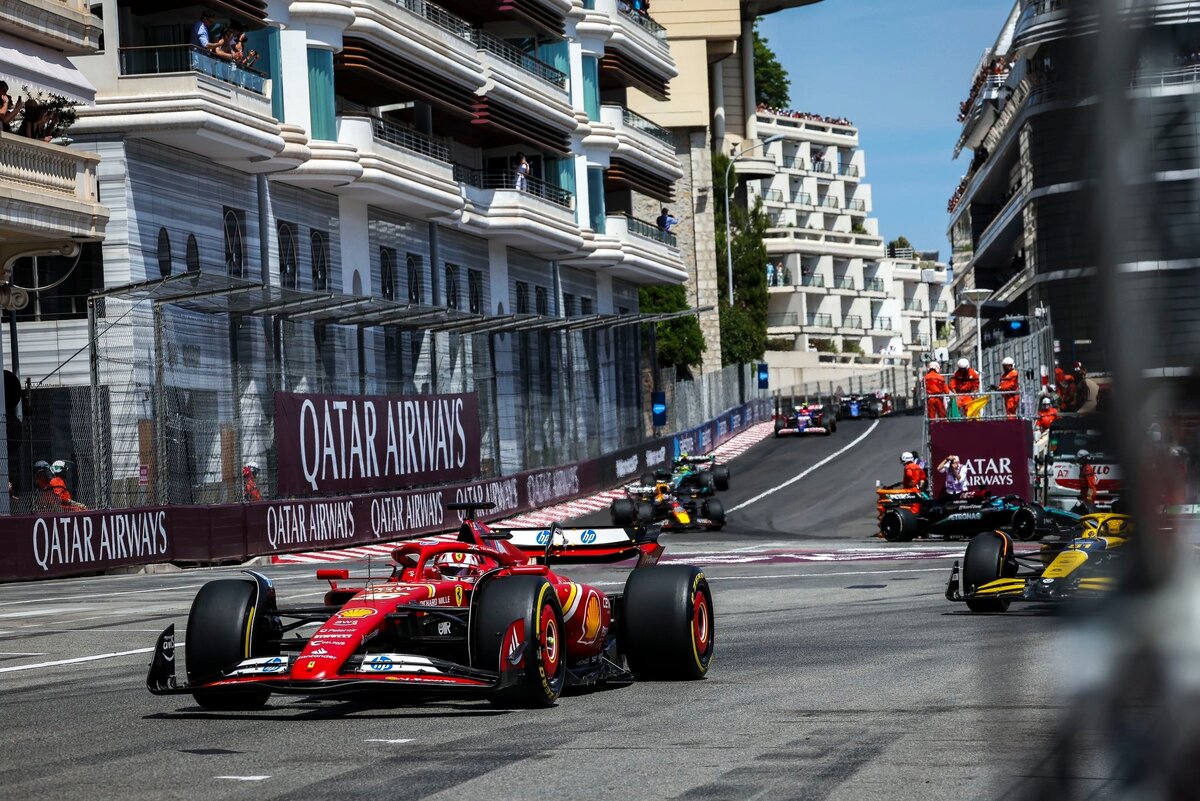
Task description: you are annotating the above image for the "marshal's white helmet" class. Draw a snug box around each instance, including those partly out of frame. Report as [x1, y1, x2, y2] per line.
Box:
[1002, 356, 1014, 367]
[900, 451, 915, 463]
[1040, 397, 1052, 407]
[956, 358, 970, 369]
[928, 361, 940, 371]
[1077, 449, 1091, 460]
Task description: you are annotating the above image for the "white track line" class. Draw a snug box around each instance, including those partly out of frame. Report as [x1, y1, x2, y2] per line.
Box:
[0, 646, 163, 673]
[727, 420, 880, 513]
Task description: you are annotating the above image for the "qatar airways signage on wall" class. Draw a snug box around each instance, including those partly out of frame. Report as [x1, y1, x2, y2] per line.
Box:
[274, 391, 482, 495]
[929, 419, 1033, 500]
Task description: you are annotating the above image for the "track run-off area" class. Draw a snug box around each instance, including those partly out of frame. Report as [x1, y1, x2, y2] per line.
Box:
[0, 415, 1106, 800]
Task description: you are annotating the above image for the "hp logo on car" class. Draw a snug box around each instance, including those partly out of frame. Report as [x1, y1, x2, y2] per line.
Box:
[263, 656, 284, 673]
[581, 530, 597, 544]
[367, 655, 393, 672]
[536, 530, 552, 545]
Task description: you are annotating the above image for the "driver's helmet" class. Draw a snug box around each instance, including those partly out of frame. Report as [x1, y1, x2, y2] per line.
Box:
[654, 481, 671, 500]
[50, 460, 67, 475]
[427, 551, 486, 580]
[33, 460, 50, 476]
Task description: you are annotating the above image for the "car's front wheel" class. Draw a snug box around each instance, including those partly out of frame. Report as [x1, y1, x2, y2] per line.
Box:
[186, 579, 276, 710]
[622, 566, 714, 680]
[880, 508, 919, 542]
[471, 576, 566, 707]
[963, 531, 1016, 613]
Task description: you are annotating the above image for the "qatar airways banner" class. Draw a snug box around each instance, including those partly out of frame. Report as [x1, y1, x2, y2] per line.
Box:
[929, 419, 1033, 500]
[274, 391, 482, 495]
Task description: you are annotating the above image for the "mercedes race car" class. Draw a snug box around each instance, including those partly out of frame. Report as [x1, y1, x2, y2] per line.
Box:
[946, 513, 1134, 612]
[637, 454, 730, 497]
[878, 490, 1080, 542]
[147, 503, 714, 710]
[773, 398, 836, 437]
[610, 482, 726, 531]
[836, 393, 883, 421]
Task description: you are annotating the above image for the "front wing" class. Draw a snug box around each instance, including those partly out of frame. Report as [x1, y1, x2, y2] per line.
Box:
[944, 561, 1117, 604]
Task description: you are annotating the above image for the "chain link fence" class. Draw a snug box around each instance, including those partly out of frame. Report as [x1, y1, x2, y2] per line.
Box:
[772, 364, 915, 409]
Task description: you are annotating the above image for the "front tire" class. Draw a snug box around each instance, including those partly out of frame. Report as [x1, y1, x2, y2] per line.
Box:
[963, 531, 1015, 613]
[712, 465, 730, 491]
[880, 508, 919, 542]
[186, 579, 275, 710]
[702, 497, 725, 531]
[636, 501, 656, 524]
[471, 576, 566, 707]
[1010, 505, 1044, 542]
[622, 566, 714, 680]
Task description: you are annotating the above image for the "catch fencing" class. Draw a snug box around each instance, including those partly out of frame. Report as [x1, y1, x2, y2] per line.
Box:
[772, 364, 914, 409]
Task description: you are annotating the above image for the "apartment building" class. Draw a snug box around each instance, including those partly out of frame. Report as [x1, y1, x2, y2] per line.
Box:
[885, 248, 953, 368]
[946, 0, 1200, 376]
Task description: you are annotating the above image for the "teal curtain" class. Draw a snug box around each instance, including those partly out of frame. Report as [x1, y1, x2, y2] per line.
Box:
[307, 48, 336, 141]
[537, 39, 569, 78]
[245, 28, 283, 121]
[582, 56, 600, 121]
[548, 157, 578, 222]
[587, 167, 605, 234]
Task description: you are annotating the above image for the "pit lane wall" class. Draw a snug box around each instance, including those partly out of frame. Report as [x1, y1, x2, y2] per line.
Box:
[0, 399, 772, 581]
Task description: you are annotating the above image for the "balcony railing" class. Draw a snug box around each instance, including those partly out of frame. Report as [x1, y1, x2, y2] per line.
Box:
[904, 300, 924, 311]
[393, 0, 474, 40]
[118, 45, 268, 94]
[807, 313, 833, 327]
[801, 274, 825, 288]
[839, 164, 860, 178]
[794, 192, 814, 206]
[888, 246, 916, 259]
[834, 277, 855, 290]
[473, 31, 567, 88]
[873, 316, 892, 330]
[763, 189, 786, 203]
[372, 117, 451, 162]
[617, 6, 668, 41]
[842, 315, 864, 329]
[811, 160, 834, 174]
[455, 166, 573, 209]
[934, 301, 949, 312]
[622, 214, 678, 248]
[768, 312, 799, 327]
[847, 199, 866, 212]
[620, 106, 672, 145]
[864, 277, 885, 292]
[783, 156, 807, 171]
[0, 133, 95, 200]
[820, 196, 840, 209]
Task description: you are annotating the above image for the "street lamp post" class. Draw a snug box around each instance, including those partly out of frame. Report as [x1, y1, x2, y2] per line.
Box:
[724, 134, 785, 305]
[962, 287, 992, 374]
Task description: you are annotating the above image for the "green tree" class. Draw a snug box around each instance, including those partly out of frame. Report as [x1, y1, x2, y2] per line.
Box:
[887, 235, 913, 251]
[754, 23, 791, 109]
[639, 284, 705, 378]
[714, 152, 770, 365]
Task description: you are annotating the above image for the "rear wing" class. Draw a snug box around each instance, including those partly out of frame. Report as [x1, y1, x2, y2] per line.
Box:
[494, 526, 662, 565]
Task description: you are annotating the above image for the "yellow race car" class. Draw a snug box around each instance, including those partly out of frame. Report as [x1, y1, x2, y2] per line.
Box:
[945, 513, 1134, 613]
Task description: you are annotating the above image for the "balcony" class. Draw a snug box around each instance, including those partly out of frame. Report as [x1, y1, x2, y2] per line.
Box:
[0, 132, 107, 260]
[764, 228, 885, 259]
[763, 189, 786, 204]
[864, 277, 886, 294]
[756, 112, 858, 145]
[782, 156, 807, 172]
[350, 0, 485, 91]
[902, 300, 925, 315]
[839, 164, 860, 180]
[933, 301, 950, 314]
[457, 167, 581, 256]
[600, 105, 681, 182]
[605, 213, 685, 284]
[767, 312, 800, 330]
[847, 199, 867, 213]
[871, 317, 894, 331]
[1, 0, 101, 54]
[831, 276, 856, 293]
[840, 315, 864, 332]
[335, 114, 462, 218]
[801, 274, 826, 289]
[810, 160, 835, 176]
[474, 32, 574, 137]
[76, 45, 283, 167]
[819, 196, 840, 210]
[607, 1, 674, 70]
[806, 313, 834, 330]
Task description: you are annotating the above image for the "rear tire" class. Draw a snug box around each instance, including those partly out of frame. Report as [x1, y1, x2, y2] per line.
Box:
[611, 498, 636, 526]
[471, 576, 566, 707]
[963, 532, 1015, 613]
[622, 566, 714, 680]
[712, 465, 730, 491]
[696, 471, 716, 494]
[1010, 505, 1044, 542]
[702, 497, 725, 531]
[186, 579, 275, 711]
[880, 508, 919, 542]
[636, 502, 656, 524]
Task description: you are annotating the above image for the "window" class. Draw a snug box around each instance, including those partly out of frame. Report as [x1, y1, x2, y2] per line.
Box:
[223, 208, 246, 277]
[380, 247, 397, 301]
[535, 286, 548, 316]
[156, 228, 172, 278]
[468, 269, 483, 314]
[11, 243, 104, 321]
[587, 167, 605, 234]
[444, 264, 460, 310]
[407, 254, 423, 304]
[562, 292, 575, 318]
[310, 229, 329, 290]
[307, 48, 336, 141]
[582, 56, 600, 120]
[515, 281, 529, 314]
[185, 234, 200, 273]
[278, 221, 298, 288]
[580, 297, 593, 316]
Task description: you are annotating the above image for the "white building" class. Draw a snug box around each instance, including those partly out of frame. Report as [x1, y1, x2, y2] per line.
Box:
[883, 247, 953, 368]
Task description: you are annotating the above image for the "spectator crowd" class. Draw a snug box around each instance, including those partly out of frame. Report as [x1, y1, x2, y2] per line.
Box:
[0, 81, 69, 143]
[756, 104, 853, 128]
[957, 55, 1011, 122]
[191, 10, 260, 69]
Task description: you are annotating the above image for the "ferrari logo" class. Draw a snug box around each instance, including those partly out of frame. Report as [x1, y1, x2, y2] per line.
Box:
[454, 585, 464, 606]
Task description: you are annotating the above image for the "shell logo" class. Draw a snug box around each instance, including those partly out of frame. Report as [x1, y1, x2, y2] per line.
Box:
[580, 592, 602, 644]
[336, 607, 377, 619]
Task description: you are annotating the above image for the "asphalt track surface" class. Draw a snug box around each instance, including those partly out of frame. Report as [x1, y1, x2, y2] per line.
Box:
[0, 415, 1106, 800]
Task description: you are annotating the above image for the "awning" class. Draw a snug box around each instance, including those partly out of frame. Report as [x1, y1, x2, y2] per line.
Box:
[0, 31, 96, 105]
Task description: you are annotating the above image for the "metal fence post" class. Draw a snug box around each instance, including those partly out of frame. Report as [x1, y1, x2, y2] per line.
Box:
[153, 302, 168, 506]
[87, 297, 104, 508]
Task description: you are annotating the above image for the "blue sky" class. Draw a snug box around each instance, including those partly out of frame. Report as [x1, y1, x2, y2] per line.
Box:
[758, 0, 1014, 257]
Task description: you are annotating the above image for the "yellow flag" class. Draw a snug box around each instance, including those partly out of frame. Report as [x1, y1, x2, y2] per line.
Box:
[967, 396, 991, 418]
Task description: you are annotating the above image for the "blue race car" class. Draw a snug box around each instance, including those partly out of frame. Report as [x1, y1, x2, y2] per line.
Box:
[773, 397, 836, 437]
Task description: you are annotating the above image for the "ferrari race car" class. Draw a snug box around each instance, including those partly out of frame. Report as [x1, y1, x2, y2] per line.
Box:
[878, 490, 1080, 542]
[637, 454, 730, 497]
[773, 399, 836, 437]
[146, 503, 714, 710]
[610, 482, 726, 531]
[836, 393, 883, 421]
[946, 513, 1134, 612]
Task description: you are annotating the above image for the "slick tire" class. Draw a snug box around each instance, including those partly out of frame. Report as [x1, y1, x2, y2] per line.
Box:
[825, 418, 837, 435]
[636, 502, 656, 524]
[1010, 505, 1044, 542]
[702, 497, 726, 531]
[963, 531, 1015, 613]
[622, 565, 714, 680]
[697, 471, 716, 494]
[471, 575, 566, 707]
[880, 508, 919, 542]
[712, 465, 731, 492]
[611, 498, 636, 527]
[186, 579, 274, 711]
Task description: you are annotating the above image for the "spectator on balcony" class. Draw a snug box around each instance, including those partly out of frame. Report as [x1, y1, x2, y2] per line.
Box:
[0, 82, 24, 133]
[16, 98, 55, 143]
[191, 10, 218, 52]
[514, 152, 529, 191]
[656, 207, 680, 232]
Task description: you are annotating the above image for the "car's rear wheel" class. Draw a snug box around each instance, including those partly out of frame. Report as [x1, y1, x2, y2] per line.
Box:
[622, 566, 714, 680]
[712, 465, 730, 491]
[471, 575, 566, 707]
[696, 471, 716, 494]
[963, 531, 1015, 613]
[186, 579, 276, 710]
[880, 508, 919, 542]
[611, 498, 636, 526]
[1010, 505, 1044, 541]
[636, 501, 656, 523]
[702, 497, 725, 530]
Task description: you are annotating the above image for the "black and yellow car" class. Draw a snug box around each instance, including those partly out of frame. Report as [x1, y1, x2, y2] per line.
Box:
[945, 513, 1134, 613]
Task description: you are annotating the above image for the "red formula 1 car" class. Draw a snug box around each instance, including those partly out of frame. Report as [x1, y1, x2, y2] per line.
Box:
[147, 503, 714, 710]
